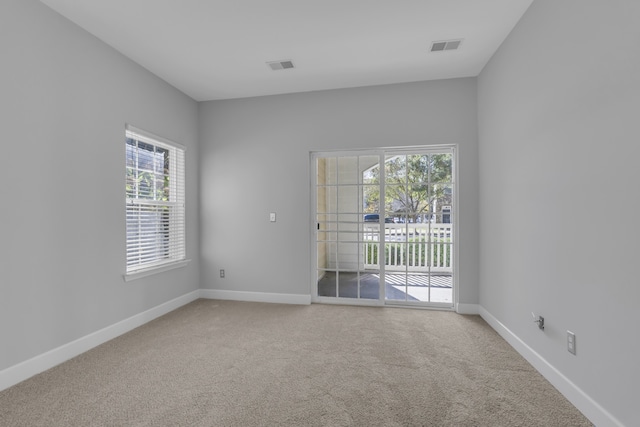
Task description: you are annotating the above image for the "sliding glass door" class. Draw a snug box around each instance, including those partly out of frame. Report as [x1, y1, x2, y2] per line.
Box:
[312, 147, 455, 308]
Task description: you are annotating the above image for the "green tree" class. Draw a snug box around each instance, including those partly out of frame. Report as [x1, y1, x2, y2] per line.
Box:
[363, 154, 452, 222]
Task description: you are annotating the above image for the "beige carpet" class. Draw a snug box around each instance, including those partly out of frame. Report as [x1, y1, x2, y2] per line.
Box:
[0, 300, 592, 426]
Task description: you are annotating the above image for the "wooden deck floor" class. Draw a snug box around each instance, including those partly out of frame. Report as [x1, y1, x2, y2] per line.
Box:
[317, 272, 452, 303]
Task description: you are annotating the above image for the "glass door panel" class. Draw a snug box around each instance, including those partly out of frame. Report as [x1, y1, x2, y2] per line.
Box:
[382, 152, 454, 305]
[316, 154, 382, 302]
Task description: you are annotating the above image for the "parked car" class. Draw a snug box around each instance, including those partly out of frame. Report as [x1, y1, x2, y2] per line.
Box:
[364, 214, 379, 222]
[364, 214, 394, 223]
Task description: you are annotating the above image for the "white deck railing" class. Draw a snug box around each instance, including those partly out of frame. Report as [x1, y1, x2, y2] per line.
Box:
[363, 223, 453, 273]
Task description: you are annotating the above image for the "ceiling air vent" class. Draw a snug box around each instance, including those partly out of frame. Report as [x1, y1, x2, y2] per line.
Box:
[431, 39, 462, 52]
[267, 60, 295, 71]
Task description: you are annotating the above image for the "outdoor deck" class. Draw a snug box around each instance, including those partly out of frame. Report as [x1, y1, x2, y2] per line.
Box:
[317, 272, 452, 303]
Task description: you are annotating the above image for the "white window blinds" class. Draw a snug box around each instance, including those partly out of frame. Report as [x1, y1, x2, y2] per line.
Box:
[125, 125, 186, 274]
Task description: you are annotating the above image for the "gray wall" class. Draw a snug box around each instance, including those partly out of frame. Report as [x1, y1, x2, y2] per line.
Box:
[199, 78, 479, 305]
[478, 0, 640, 425]
[0, 0, 200, 371]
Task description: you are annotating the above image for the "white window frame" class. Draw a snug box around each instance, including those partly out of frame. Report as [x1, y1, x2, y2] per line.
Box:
[124, 124, 187, 281]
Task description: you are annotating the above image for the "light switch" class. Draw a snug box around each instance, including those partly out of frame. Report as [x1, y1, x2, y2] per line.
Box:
[270, 212, 276, 222]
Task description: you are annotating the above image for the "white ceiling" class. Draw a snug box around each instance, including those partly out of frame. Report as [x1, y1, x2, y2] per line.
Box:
[40, 0, 533, 102]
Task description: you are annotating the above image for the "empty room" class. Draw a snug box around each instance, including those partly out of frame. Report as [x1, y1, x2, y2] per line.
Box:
[1, 0, 638, 426]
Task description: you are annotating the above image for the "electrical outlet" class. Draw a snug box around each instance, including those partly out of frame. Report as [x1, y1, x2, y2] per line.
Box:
[220, 269, 225, 278]
[532, 312, 544, 330]
[567, 331, 576, 355]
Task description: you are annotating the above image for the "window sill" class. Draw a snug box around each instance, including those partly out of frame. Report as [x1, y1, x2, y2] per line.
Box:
[124, 259, 191, 282]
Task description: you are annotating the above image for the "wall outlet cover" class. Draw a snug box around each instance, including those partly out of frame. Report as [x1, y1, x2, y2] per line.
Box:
[567, 330, 576, 355]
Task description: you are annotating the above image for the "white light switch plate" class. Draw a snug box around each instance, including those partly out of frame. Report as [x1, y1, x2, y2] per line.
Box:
[269, 212, 276, 222]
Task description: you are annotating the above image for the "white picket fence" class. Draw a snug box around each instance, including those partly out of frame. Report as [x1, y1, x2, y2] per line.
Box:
[363, 223, 453, 272]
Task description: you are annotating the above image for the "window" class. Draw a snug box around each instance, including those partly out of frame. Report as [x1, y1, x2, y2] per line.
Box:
[125, 125, 186, 276]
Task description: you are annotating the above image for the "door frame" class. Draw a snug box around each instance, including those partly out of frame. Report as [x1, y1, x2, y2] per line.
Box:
[310, 145, 459, 309]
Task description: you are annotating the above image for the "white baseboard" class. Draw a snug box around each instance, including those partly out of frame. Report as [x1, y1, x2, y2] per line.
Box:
[479, 306, 623, 427]
[455, 303, 479, 315]
[3, 292, 618, 426]
[0, 290, 200, 392]
[199, 289, 311, 305]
